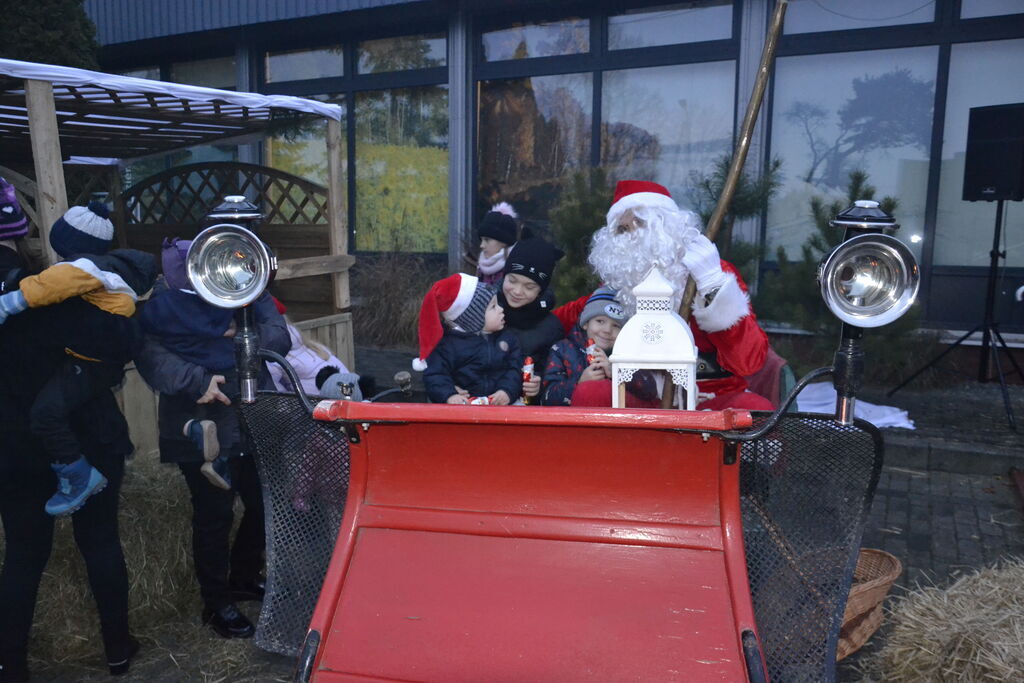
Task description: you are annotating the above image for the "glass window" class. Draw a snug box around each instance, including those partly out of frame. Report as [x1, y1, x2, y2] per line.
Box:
[784, 0, 934, 34]
[265, 46, 344, 83]
[358, 34, 446, 74]
[933, 39, 1024, 268]
[767, 47, 938, 261]
[482, 18, 589, 61]
[120, 66, 159, 80]
[608, 2, 732, 50]
[355, 86, 449, 252]
[601, 61, 735, 203]
[477, 74, 593, 224]
[265, 95, 345, 187]
[170, 56, 236, 89]
[961, 0, 1024, 18]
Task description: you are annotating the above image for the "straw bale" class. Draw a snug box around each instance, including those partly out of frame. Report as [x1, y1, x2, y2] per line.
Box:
[0, 454, 292, 681]
[856, 558, 1024, 681]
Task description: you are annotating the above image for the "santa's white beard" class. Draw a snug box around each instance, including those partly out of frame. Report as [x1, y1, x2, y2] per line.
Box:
[588, 206, 702, 314]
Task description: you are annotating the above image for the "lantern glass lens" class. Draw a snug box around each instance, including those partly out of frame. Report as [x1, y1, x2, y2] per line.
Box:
[819, 234, 919, 328]
[187, 225, 272, 308]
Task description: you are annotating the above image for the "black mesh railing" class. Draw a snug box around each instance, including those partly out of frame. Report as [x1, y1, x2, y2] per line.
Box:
[239, 392, 351, 656]
[737, 413, 883, 683]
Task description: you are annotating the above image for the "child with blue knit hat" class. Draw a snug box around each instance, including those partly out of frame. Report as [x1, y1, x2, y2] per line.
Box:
[542, 286, 630, 406]
[0, 201, 156, 516]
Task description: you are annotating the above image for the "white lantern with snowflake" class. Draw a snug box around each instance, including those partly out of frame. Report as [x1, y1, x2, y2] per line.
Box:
[608, 266, 698, 409]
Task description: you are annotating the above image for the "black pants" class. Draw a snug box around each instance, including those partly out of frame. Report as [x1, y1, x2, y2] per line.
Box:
[177, 456, 265, 611]
[30, 358, 123, 465]
[0, 429, 131, 671]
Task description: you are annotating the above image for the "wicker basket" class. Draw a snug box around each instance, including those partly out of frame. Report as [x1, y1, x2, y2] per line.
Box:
[836, 548, 902, 660]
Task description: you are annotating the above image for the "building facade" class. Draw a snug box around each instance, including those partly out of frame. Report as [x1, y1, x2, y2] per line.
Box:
[85, 0, 1024, 333]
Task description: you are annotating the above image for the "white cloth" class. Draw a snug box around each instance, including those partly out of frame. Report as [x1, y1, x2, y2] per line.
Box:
[795, 382, 915, 429]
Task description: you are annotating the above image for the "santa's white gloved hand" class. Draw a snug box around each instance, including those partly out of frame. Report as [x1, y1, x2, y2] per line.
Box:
[682, 235, 729, 294]
[0, 290, 27, 325]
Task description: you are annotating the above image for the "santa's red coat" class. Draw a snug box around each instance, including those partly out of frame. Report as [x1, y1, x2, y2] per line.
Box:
[552, 260, 768, 400]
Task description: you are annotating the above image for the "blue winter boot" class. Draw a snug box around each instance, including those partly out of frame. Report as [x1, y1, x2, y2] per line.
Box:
[45, 456, 108, 517]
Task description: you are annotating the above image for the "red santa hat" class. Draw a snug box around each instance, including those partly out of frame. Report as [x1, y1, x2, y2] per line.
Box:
[606, 180, 680, 226]
[413, 273, 487, 371]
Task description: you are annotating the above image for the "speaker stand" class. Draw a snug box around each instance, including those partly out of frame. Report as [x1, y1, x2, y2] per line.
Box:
[888, 199, 1023, 431]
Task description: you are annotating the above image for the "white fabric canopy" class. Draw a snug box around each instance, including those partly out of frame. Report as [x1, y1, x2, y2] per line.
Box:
[0, 57, 342, 120]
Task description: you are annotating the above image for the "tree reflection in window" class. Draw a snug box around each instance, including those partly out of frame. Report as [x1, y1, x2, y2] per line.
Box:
[358, 34, 446, 74]
[482, 18, 589, 61]
[355, 86, 449, 252]
[477, 74, 591, 226]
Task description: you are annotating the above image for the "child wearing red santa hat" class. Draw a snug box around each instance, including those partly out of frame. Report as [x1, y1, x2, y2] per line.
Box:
[414, 273, 523, 405]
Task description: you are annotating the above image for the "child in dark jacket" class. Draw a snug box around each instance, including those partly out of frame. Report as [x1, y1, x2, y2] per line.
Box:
[415, 273, 523, 405]
[542, 286, 629, 406]
[0, 202, 156, 516]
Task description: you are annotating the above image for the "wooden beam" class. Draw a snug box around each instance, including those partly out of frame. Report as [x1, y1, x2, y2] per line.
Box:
[25, 79, 66, 266]
[0, 164, 38, 197]
[325, 117, 350, 310]
[275, 253, 355, 281]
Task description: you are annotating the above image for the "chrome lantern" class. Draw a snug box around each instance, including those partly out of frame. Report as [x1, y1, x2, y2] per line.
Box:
[186, 223, 275, 309]
[818, 200, 920, 424]
[818, 200, 920, 328]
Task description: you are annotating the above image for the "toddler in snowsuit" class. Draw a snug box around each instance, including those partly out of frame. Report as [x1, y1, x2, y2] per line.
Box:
[0, 202, 156, 516]
[415, 273, 523, 405]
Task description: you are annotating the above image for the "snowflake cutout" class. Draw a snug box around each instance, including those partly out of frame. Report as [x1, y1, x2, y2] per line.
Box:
[642, 321, 663, 344]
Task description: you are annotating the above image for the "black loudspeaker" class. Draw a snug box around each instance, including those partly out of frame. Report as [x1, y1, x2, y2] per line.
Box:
[962, 103, 1024, 202]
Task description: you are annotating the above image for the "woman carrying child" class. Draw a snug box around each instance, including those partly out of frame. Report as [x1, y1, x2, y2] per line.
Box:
[414, 273, 522, 405]
[0, 191, 140, 679]
[136, 235, 289, 640]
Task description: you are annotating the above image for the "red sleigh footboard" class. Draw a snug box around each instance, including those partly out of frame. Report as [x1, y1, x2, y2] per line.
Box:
[301, 402, 766, 682]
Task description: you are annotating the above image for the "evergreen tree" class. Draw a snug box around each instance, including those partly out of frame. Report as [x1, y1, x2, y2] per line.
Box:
[549, 168, 612, 304]
[2, 0, 100, 69]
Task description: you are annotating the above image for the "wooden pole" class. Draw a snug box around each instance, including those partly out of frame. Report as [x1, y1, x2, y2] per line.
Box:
[25, 79, 67, 267]
[325, 116, 355, 370]
[679, 0, 788, 319]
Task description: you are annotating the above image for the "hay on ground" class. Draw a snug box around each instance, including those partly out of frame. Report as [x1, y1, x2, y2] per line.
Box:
[857, 558, 1024, 681]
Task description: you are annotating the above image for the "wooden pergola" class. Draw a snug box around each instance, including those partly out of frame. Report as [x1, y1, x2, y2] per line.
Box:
[0, 57, 351, 350]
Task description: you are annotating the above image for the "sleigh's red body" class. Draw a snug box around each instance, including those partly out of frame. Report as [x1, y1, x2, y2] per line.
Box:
[301, 401, 764, 681]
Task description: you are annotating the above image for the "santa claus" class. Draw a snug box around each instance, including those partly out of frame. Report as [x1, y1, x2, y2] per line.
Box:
[554, 179, 773, 411]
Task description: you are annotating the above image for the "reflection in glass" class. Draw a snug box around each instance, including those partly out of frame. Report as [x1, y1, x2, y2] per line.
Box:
[609, 1, 731, 49]
[961, 0, 1024, 18]
[601, 61, 734, 203]
[934, 39, 1024, 268]
[170, 56, 236, 89]
[784, 0, 934, 34]
[482, 18, 589, 61]
[265, 95, 344, 187]
[358, 34, 446, 73]
[356, 86, 449, 252]
[767, 47, 937, 261]
[477, 74, 592, 224]
[266, 47, 344, 82]
[120, 66, 159, 80]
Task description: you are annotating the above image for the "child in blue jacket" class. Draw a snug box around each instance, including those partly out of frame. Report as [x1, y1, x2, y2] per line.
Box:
[414, 273, 523, 405]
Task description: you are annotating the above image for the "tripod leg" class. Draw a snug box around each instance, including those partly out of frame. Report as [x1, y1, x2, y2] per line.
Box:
[987, 329, 1017, 431]
[887, 325, 981, 397]
[991, 327, 1024, 381]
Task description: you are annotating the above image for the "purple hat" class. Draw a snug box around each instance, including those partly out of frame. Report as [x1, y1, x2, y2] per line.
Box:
[0, 177, 28, 240]
[161, 237, 193, 290]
